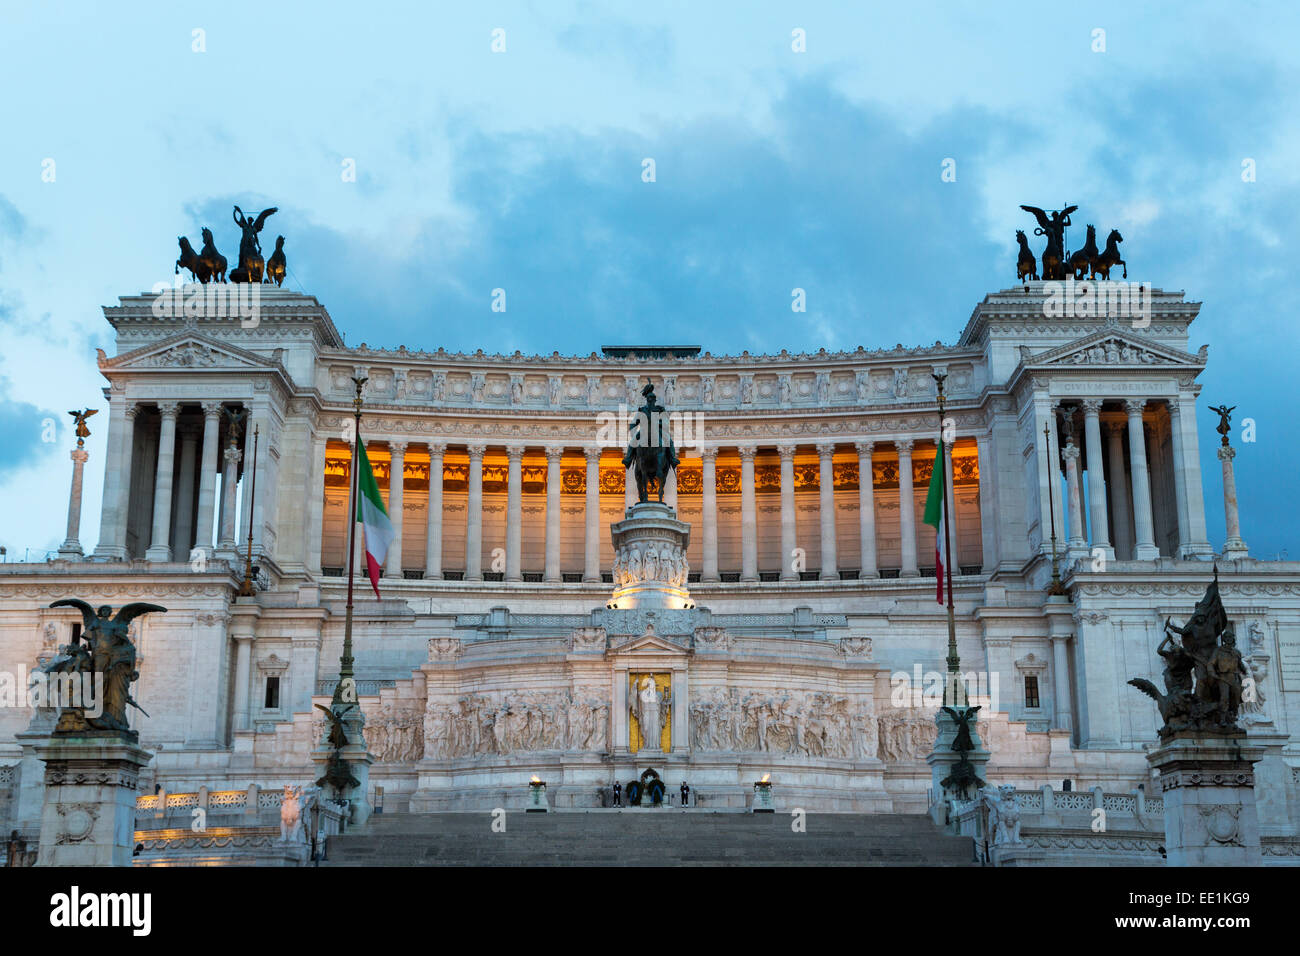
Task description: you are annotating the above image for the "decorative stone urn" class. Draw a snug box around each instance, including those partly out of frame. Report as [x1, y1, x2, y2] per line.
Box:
[608, 502, 693, 611]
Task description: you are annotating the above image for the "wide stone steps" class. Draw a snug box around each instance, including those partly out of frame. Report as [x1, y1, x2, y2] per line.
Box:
[323, 812, 976, 866]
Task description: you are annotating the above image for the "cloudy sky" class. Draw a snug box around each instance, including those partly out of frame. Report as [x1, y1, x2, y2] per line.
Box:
[0, 2, 1296, 559]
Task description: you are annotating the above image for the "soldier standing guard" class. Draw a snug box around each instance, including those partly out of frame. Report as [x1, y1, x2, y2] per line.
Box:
[680, 781, 690, 808]
[612, 781, 622, 807]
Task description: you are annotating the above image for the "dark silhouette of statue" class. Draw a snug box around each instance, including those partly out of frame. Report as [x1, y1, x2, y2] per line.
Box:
[1015, 230, 1038, 282]
[230, 205, 277, 283]
[1129, 568, 1246, 736]
[199, 227, 227, 283]
[265, 235, 287, 286]
[42, 600, 166, 736]
[176, 236, 210, 284]
[1065, 224, 1099, 280]
[622, 381, 679, 504]
[1094, 229, 1127, 279]
[1020, 204, 1077, 280]
[1208, 405, 1235, 446]
[67, 408, 97, 447]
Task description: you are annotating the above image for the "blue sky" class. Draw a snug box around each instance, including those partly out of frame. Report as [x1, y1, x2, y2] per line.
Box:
[0, 1, 1297, 559]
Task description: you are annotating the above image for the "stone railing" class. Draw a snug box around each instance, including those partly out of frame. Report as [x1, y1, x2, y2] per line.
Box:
[950, 786, 1166, 866]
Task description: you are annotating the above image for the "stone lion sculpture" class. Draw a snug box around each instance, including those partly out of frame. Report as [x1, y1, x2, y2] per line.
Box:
[979, 784, 1023, 847]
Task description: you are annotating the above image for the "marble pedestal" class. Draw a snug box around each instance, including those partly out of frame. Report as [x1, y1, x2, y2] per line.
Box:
[312, 744, 375, 826]
[608, 502, 693, 610]
[925, 708, 990, 828]
[35, 731, 153, 867]
[1147, 732, 1264, 866]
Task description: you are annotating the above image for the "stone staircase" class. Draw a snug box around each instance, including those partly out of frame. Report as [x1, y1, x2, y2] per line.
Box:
[322, 811, 976, 866]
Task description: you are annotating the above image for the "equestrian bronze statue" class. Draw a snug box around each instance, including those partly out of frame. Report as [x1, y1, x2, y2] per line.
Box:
[622, 381, 679, 504]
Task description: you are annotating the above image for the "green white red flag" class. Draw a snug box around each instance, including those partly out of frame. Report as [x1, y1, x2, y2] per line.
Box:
[922, 445, 946, 605]
[355, 438, 393, 598]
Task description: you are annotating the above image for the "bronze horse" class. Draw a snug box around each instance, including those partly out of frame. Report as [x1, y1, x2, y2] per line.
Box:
[1093, 229, 1127, 279]
[175, 236, 210, 283]
[622, 383, 679, 504]
[199, 227, 227, 283]
[1066, 224, 1099, 280]
[265, 235, 287, 286]
[1015, 230, 1038, 282]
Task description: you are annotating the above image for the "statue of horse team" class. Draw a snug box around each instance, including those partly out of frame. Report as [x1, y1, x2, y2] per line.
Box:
[1016, 204, 1126, 283]
[175, 204, 288, 286]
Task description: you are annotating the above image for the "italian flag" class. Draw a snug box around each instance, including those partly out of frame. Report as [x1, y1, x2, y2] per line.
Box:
[355, 439, 394, 598]
[922, 445, 947, 605]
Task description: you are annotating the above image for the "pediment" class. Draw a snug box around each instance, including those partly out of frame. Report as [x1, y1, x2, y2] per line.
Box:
[99, 334, 280, 373]
[608, 626, 689, 656]
[1021, 329, 1206, 371]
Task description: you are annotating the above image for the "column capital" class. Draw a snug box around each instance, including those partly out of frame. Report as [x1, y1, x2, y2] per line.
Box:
[427, 441, 448, 457]
[815, 442, 836, 458]
[1081, 398, 1104, 415]
[777, 443, 797, 461]
[1217, 445, 1236, 462]
[700, 446, 718, 463]
[1123, 399, 1147, 418]
[1165, 395, 1183, 414]
[583, 444, 603, 462]
[466, 443, 487, 458]
[201, 401, 223, 418]
[1061, 444, 1081, 462]
[124, 403, 143, 421]
[70, 447, 89, 465]
[1102, 419, 1126, 438]
[389, 440, 408, 457]
[544, 444, 565, 461]
[737, 444, 757, 461]
[854, 440, 874, 456]
[505, 444, 525, 461]
[895, 438, 914, 455]
[157, 402, 181, 420]
[223, 445, 243, 465]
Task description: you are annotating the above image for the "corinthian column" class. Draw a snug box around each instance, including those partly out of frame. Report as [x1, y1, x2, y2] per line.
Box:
[219, 439, 242, 553]
[1081, 400, 1112, 561]
[1218, 445, 1249, 559]
[778, 444, 797, 581]
[1062, 441, 1087, 559]
[545, 446, 564, 582]
[93, 398, 138, 559]
[58, 446, 90, 558]
[465, 444, 485, 581]
[739, 445, 758, 583]
[701, 447, 719, 582]
[1105, 421, 1133, 559]
[1125, 400, 1160, 559]
[194, 402, 222, 553]
[856, 442, 878, 578]
[385, 441, 407, 577]
[583, 446, 601, 582]
[897, 439, 918, 576]
[505, 444, 523, 582]
[146, 402, 181, 561]
[817, 443, 838, 580]
[424, 442, 446, 579]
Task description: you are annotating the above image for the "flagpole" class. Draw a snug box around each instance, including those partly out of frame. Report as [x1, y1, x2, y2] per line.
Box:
[333, 375, 367, 709]
[238, 425, 259, 597]
[933, 371, 961, 706]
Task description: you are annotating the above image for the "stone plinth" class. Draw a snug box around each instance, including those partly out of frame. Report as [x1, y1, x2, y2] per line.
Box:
[35, 731, 153, 866]
[312, 743, 375, 826]
[608, 502, 693, 611]
[926, 707, 990, 828]
[1147, 732, 1264, 866]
